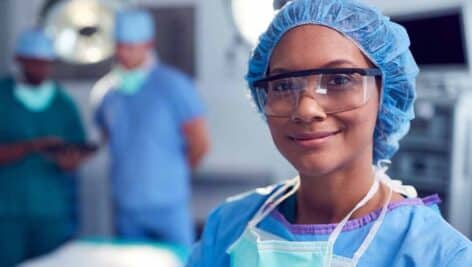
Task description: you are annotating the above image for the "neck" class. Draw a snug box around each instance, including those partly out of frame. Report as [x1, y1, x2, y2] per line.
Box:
[295, 150, 383, 224]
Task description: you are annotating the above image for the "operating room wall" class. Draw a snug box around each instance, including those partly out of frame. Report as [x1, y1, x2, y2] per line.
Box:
[1, 0, 296, 235]
[3, 0, 472, 236]
[0, 2, 10, 74]
[0, 0, 44, 75]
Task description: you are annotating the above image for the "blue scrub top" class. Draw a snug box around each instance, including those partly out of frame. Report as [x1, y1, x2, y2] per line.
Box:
[187, 183, 472, 267]
[95, 63, 205, 210]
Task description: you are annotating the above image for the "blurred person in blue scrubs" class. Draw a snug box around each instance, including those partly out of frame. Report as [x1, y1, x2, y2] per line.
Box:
[187, 0, 472, 266]
[92, 9, 209, 248]
[0, 29, 90, 266]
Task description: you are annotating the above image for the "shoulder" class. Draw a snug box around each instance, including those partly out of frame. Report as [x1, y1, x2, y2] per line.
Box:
[0, 77, 15, 116]
[190, 183, 281, 266]
[0, 76, 15, 97]
[53, 83, 72, 101]
[154, 63, 190, 79]
[152, 63, 193, 88]
[207, 184, 280, 235]
[406, 204, 468, 242]
[211, 183, 278, 225]
[391, 204, 472, 265]
[0, 76, 14, 87]
[53, 83, 79, 108]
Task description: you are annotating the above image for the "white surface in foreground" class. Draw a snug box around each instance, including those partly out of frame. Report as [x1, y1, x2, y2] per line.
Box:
[19, 241, 182, 267]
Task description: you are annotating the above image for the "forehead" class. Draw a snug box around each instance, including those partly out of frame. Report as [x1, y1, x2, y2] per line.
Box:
[268, 24, 371, 73]
[116, 42, 151, 50]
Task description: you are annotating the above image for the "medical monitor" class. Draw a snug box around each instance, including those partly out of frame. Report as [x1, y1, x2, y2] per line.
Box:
[392, 8, 469, 70]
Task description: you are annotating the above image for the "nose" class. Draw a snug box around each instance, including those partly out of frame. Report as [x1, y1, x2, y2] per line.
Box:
[291, 90, 327, 123]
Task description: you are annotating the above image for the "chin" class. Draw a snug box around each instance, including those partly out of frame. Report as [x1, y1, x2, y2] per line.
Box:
[274, 134, 340, 175]
[296, 155, 341, 177]
[120, 62, 137, 69]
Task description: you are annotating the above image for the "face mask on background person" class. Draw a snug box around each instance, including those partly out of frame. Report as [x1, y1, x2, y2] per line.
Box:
[14, 81, 56, 112]
[112, 66, 150, 95]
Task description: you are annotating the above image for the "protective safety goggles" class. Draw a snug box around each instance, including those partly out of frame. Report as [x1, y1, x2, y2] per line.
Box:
[252, 68, 382, 117]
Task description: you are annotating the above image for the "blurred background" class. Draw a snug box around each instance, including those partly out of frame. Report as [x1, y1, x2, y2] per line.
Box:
[1, 0, 472, 266]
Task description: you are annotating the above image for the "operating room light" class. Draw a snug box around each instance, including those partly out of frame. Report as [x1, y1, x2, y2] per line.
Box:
[230, 0, 278, 46]
[67, 0, 101, 27]
[44, 0, 117, 64]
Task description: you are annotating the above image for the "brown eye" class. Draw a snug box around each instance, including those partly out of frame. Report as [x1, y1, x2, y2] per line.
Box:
[269, 78, 303, 92]
[327, 74, 352, 87]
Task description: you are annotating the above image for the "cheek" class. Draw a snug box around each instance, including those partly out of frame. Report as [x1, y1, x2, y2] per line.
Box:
[138, 50, 149, 61]
[117, 49, 134, 60]
[267, 119, 284, 145]
[341, 105, 378, 152]
[348, 112, 375, 134]
[116, 52, 127, 63]
[267, 119, 291, 155]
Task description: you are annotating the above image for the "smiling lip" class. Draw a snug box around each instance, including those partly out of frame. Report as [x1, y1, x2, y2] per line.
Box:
[289, 130, 341, 148]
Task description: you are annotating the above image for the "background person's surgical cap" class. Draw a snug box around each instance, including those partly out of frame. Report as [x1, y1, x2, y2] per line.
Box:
[115, 9, 155, 44]
[15, 29, 55, 60]
[246, 0, 419, 163]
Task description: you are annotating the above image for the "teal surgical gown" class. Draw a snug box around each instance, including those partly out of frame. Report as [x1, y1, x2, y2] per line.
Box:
[0, 77, 85, 266]
[187, 183, 472, 266]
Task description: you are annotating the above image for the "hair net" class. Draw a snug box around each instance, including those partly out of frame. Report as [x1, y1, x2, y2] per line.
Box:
[246, 0, 419, 163]
[15, 28, 55, 60]
[115, 9, 155, 44]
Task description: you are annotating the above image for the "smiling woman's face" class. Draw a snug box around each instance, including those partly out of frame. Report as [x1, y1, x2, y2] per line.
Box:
[266, 24, 380, 177]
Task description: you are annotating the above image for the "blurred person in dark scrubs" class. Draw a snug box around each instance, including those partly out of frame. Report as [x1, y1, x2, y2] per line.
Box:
[0, 28, 91, 267]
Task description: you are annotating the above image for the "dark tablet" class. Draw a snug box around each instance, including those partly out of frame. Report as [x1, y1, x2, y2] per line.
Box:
[42, 142, 99, 155]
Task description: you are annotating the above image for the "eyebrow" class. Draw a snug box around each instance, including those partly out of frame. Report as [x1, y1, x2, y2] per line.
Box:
[269, 59, 357, 75]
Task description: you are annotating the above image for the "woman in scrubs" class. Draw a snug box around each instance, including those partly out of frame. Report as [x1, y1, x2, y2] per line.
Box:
[187, 0, 472, 266]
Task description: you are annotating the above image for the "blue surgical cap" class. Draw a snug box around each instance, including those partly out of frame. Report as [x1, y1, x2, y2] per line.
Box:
[15, 29, 55, 60]
[115, 9, 155, 44]
[246, 0, 419, 163]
